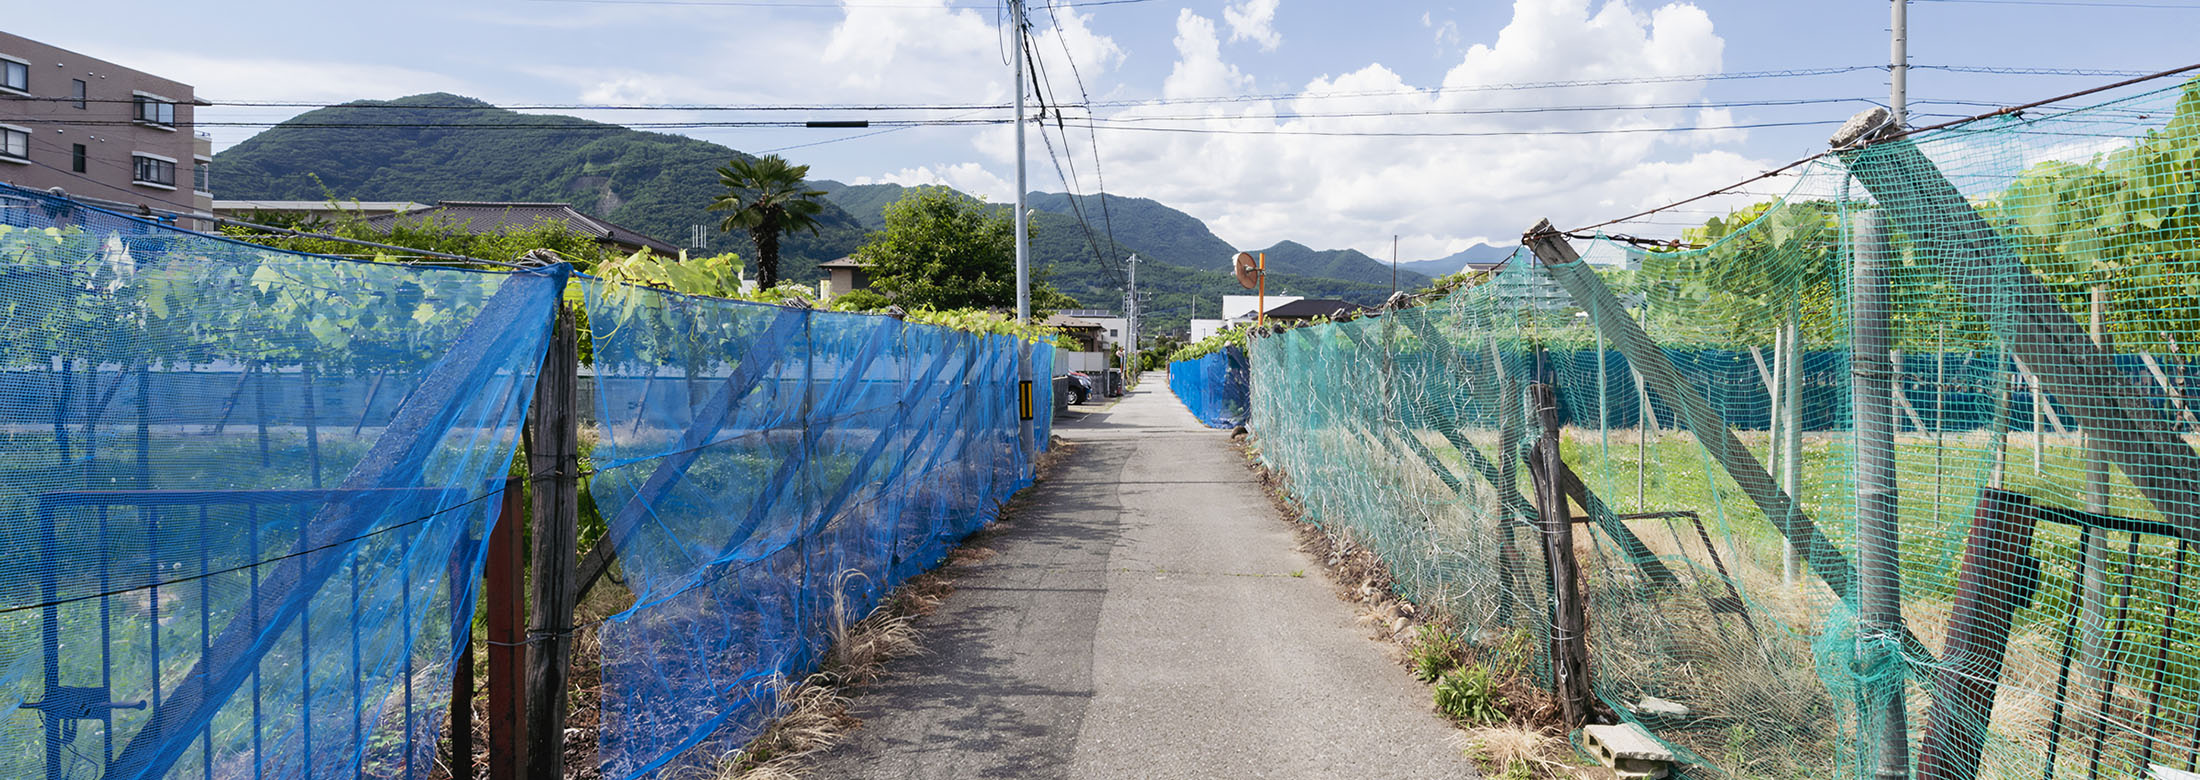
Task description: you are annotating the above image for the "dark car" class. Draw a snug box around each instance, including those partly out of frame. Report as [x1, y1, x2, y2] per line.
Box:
[1064, 372, 1094, 404]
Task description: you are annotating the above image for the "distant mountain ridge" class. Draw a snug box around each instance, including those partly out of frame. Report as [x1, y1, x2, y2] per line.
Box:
[210, 93, 1429, 335]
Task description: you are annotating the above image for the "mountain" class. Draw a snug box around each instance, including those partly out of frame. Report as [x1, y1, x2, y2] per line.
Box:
[1024, 193, 1239, 273]
[212, 93, 866, 283]
[1249, 240, 1430, 290]
[211, 93, 1408, 335]
[1395, 242, 1519, 277]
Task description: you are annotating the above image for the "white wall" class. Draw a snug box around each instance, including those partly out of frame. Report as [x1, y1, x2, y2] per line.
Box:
[1188, 318, 1224, 343]
[1220, 294, 1301, 321]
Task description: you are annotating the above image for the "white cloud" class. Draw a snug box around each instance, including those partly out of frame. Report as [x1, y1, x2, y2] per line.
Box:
[854, 163, 1014, 201]
[1223, 0, 1283, 52]
[1075, 0, 1769, 261]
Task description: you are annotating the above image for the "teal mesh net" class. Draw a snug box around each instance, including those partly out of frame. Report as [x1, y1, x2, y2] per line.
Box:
[1247, 77, 2200, 779]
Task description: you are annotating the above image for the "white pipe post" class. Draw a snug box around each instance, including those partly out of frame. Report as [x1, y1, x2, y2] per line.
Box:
[1891, 0, 1908, 127]
[1011, 0, 1031, 323]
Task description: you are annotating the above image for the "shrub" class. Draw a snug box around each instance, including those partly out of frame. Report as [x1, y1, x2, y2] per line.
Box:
[1433, 664, 1505, 726]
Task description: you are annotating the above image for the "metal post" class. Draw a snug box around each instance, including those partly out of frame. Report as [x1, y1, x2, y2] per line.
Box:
[2078, 284, 2113, 694]
[1011, 0, 1030, 323]
[1784, 315, 1802, 584]
[1128, 254, 1140, 367]
[486, 479, 527, 780]
[1854, 210, 1910, 780]
[1891, 0, 1908, 127]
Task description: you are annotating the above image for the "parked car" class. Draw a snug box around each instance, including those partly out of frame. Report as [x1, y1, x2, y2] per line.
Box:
[1064, 372, 1094, 404]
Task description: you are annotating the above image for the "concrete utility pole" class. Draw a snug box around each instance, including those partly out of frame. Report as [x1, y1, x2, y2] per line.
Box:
[1012, 0, 1031, 323]
[1891, 0, 1909, 126]
[1127, 254, 1140, 361]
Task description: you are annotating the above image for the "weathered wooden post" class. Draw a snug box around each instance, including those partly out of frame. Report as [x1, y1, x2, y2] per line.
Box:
[524, 303, 581, 780]
[1916, 489, 2042, 780]
[1528, 379, 1595, 727]
[1851, 209, 1911, 780]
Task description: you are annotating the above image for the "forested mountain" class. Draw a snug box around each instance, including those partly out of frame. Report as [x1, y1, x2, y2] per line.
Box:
[211, 93, 1409, 334]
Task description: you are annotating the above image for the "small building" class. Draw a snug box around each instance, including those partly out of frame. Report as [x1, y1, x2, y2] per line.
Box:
[361, 201, 680, 256]
[0, 32, 212, 218]
[215, 199, 427, 223]
[1058, 308, 1128, 353]
[1042, 313, 1106, 352]
[1261, 298, 1375, 323]
[818, 256, 871, 295]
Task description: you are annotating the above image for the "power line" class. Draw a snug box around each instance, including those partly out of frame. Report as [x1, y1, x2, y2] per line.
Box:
[1914, 0, 2200, 9]
[1020, 21, 1124, 290]
[1042, 0, 1124, 276]
[1072, 118, 1848, 138]
[523, 0, 1155, 7]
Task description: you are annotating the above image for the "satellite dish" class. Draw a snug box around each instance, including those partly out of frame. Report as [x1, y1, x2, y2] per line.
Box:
[1233, 251, 1262, 290]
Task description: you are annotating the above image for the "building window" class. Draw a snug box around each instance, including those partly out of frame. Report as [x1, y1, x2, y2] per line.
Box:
[0, 125, 28, 162]
[71, 79, 87, 109]
[193, 158, 210, 193]
[134, 94, 177, 128]
[0, 56, 26, 94]
[132, 154, 177, 189]
[72, 144, 86, 173]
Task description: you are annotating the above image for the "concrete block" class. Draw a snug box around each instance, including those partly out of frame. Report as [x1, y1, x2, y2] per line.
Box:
[1583, 723, 1674, 780]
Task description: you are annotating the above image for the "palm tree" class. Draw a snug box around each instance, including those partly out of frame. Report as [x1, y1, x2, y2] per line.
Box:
[708, 154, 826, 290]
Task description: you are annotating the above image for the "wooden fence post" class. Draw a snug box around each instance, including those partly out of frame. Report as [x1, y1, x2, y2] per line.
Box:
[525, 303, 581, 780]
[487, 478, 527, 780]
[1528, 380, 1596, 727]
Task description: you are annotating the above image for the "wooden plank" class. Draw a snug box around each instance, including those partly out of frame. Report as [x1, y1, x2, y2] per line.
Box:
[1524, 221, 1863, 601]
[1833, 109, 2200, 542]
[523, 304, 580, 780]
[109, 268, 567, 780]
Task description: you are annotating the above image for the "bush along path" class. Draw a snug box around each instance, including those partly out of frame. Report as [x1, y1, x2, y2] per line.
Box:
[800, 385, 1474, 779]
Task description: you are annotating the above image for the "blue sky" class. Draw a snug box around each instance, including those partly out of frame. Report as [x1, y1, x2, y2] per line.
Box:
[10, 0, 2194, 259]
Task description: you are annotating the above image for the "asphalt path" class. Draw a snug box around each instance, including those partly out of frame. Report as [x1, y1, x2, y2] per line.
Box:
[807, 383, 1476, 779]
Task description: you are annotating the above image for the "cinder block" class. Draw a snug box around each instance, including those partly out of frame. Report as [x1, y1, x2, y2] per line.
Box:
[1583, 723, 1674, 780]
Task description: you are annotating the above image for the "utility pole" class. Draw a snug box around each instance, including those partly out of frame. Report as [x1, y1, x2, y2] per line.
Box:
[1891, 0, 1908, 127]
[1012, 0, 1031, 322]
[1127, 254, 1140, 364]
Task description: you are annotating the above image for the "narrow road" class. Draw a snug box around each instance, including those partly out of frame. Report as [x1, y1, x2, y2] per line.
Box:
[809, 384, 1475, 779]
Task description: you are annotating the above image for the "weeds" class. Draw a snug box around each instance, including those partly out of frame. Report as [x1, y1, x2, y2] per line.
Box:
[1433, 664, 1506, 726]
[1408, 625, 1464, 683]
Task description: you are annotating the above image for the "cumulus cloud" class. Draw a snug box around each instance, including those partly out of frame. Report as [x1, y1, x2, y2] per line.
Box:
[854, 163, 1015, 201]
[1223, 0, 1283, 51]
[1074, 0, 1768, 260]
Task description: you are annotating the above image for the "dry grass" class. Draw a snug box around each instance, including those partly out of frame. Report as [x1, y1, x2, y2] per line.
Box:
[1239, 442, 1586, 776]
[685, 439, 1073, 779]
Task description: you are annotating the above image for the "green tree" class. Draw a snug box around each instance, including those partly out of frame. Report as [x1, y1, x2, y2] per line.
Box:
[856, 187, 1077, 314]
[709, 154, 826, 290]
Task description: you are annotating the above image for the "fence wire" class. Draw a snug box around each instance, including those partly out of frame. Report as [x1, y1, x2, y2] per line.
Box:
[1168, 346, 1249, 429]
[0, 183, 560, 779]
[579, 280, 1050, 779]
[1246, 77, 2200, 779]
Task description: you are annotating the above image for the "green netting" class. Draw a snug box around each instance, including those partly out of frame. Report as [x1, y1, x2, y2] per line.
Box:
[1249, 77, 2200, 779]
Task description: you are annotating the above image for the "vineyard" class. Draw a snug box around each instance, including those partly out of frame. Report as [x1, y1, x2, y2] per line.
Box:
[1218, 75, 2200, 779]
[0, 184, 1052, 780]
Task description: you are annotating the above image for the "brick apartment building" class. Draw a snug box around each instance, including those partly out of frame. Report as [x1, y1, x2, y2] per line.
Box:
[0, 31, 211, 216]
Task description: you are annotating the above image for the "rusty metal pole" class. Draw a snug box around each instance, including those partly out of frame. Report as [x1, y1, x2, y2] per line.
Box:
[486, 478, 527, 780]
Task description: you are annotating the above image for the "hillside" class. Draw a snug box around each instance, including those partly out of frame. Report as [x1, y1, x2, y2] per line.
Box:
[1395, 242, 1518, 277]
[1249, 240, 1429, 290]
[212, 93, 865, 282]
[211, 93, 1404, 333]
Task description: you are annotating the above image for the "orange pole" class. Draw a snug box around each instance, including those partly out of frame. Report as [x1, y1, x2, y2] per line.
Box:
[1257, 252, 1266, 328]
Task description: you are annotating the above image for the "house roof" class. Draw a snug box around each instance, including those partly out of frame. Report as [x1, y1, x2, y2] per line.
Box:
[1264, 298, 1372, 319]
[362, 201, 681, 255]
[1042, 313, 1105, 330]
[817, 256, 867, 269]
[215, 200, 427, 214]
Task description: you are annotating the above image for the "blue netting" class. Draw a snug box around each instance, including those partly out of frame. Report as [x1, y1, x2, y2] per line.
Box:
[0, 183, 562, 779]
[577, 280, 1048, 778]
[1168, 346, 1249, 429]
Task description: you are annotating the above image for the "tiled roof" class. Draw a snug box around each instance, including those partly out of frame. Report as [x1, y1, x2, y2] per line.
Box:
[362, 201, 681, 255]
[1263, 298, 1371, 319]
